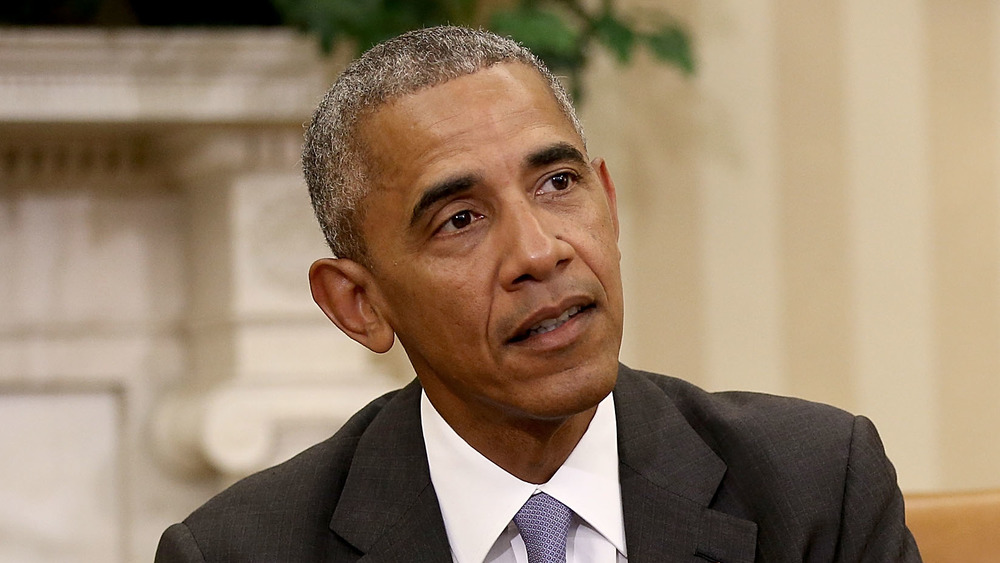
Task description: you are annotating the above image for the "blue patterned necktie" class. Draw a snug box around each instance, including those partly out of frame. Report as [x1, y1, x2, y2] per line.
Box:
[513, 492, 573, 563]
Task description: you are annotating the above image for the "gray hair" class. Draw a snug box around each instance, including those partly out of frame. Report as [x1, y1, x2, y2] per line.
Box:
[302, 25, 585, 262]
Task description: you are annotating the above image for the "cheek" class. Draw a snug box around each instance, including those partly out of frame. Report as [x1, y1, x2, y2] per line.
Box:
[578, 209, 624, 301]
[581, 207, 621, 261]
[439, 274, 493, 329]
[390, 268, 492, 331]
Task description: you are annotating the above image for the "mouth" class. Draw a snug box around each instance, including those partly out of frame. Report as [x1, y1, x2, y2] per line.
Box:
[509, 303, 595, 343]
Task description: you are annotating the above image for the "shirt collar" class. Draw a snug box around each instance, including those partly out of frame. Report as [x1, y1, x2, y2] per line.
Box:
[421, 390, 625, 563]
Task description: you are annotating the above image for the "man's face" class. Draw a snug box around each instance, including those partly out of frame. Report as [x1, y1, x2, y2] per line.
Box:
[357, 63, 624, 427]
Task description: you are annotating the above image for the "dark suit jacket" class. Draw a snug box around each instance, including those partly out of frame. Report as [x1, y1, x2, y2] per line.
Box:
[155, 365, 921, 562]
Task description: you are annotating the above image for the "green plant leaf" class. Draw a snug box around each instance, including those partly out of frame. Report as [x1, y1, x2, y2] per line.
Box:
[437, 0, 478, 22]
[269, 0, 696, 99]
[594, 14, 635, 64]
[489, 5, 582, 71]
[643, 23, 694, 74]
[271, 0, 371, 51]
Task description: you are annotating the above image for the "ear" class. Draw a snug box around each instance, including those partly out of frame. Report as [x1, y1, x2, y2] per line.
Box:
[309, 258, 395, 353]
[592, 157, 620, 239]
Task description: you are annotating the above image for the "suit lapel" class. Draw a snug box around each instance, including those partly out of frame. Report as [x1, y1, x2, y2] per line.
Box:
[327, 368, 758, 562]
[615, 366, 757, 563]
[328, 380, 452, 562]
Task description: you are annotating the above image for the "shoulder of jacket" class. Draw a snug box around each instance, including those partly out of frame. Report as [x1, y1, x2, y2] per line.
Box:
[622, 364, 854, 430]
[620, 364, 858, 472]
[182, 386, 405, 528]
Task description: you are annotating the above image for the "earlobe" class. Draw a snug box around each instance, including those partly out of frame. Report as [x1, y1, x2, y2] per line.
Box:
[309, 258, 395, 353]
[592, 157, 620, 239]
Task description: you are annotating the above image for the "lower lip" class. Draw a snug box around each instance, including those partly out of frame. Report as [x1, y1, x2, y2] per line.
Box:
[511, 306, 593, 350]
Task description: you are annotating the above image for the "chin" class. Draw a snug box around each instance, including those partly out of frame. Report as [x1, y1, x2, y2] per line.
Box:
[524, 361, 618, 419]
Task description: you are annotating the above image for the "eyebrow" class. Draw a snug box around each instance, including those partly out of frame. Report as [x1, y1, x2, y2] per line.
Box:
[524, 142, 588, 169]
[410, 174, 480, 226]
[408, 142, 588, 227]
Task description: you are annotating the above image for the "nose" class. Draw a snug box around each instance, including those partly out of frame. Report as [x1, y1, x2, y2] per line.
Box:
[499, 202, 574, 289]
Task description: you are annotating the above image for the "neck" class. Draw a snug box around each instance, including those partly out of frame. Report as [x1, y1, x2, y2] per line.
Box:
[434, 399, 599, 484]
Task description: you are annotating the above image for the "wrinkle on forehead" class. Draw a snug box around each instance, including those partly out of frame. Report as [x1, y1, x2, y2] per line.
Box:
[356, 63, 586, 242]
[380, 64, 574, 137]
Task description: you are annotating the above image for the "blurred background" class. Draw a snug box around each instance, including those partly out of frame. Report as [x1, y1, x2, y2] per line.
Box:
[2, 0, 1000, 561]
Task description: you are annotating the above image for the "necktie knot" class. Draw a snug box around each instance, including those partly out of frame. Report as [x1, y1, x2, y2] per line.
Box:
[513, 493, 572, 563]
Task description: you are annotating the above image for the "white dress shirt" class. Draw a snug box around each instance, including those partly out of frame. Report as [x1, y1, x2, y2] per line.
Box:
[421, 391, 628, 563]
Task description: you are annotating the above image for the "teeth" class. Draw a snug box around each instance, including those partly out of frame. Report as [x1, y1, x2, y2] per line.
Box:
[526, 305, 583, 337]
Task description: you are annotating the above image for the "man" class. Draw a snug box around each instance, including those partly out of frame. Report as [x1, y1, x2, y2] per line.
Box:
[156, 26, 921, 562]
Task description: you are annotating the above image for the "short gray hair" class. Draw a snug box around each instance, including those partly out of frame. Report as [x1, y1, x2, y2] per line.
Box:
[302, 25, 585, 262]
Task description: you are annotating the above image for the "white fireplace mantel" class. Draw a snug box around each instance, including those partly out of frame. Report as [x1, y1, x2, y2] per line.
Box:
[0, 28, 344, 123]
[0, 29, 403, 562]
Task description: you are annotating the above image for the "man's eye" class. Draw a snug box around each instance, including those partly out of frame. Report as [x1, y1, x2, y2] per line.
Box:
[538, 172, 576, 194]
[440, 210, 481, 233]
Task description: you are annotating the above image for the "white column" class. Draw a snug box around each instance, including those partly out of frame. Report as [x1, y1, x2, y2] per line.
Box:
[842, 0, 939, 491]
[154, 127, 402, 479]
[696, 0, 785, 393]
[0, 30, 406, 561]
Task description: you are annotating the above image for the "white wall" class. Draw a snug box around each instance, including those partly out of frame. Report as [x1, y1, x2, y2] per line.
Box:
[3, 5, 1000, 558]
[586, 0, 1000, 493]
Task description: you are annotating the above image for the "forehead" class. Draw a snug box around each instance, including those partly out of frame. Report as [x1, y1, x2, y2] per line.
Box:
[358, 63, 582, 194]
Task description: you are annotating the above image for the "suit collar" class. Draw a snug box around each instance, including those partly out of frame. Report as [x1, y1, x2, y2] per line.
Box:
[329, 379, 452, 562]
[330, 368, 758, 562]
[615, 365, 757, 562]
